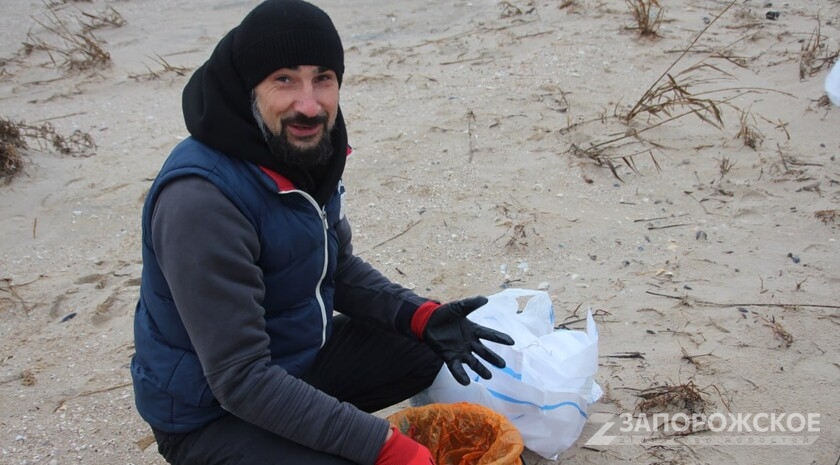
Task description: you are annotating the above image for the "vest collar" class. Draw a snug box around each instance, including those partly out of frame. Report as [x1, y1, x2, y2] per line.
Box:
[259, 166, 296, 192]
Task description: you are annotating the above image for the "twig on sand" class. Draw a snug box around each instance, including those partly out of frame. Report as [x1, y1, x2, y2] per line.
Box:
[752, 312, 794, 348]
[136, 435, 156, 451]
[357, 220, 421, 255]
[1, 276, 47, 312]
[645, 291, 840, 310]
[634, 213, 690, 223]
[53, 381, 133, 413]
[33, 111, 88, 123]
[406, 21, 538, 50]
[647, 223, 694, 230]
[680, 346, 718, 368]
[466, 110, 476, 163]
[602, 352, 646, 359]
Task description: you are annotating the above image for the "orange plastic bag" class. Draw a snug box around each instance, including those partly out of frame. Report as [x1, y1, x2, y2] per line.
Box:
[387, 402, 524, 465]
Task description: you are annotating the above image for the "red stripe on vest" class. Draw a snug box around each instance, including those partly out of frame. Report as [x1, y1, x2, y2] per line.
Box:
[259, 166, 296, 192]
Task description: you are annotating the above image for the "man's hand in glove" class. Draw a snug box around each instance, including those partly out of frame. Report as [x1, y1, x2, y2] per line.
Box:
[375, 427, 434, 465]
[411, 296, 515, 385]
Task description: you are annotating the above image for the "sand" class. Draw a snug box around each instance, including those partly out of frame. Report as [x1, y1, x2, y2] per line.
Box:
[1, 0, 839, 463]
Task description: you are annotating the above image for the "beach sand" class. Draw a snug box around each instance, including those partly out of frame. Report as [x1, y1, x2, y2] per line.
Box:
[1, 0, 839, 463]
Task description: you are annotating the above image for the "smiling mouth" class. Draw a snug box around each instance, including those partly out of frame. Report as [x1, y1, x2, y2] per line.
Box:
[286, 123, 322, 140]
[282, 113, 328, 142]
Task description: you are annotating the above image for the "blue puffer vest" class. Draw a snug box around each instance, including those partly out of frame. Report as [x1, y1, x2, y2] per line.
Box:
[131, 137, 343, 433]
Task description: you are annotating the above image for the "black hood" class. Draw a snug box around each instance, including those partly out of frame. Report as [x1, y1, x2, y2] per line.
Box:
[181, 26, 347, 207]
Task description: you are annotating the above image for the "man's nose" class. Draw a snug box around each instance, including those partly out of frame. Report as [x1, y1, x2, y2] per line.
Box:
[294, 85, 321, 117]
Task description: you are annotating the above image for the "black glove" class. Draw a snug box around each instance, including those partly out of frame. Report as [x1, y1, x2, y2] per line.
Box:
[423, 296, 515, 386]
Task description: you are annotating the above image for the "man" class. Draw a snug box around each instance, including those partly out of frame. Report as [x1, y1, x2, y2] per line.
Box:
[130, 1, 514, 464]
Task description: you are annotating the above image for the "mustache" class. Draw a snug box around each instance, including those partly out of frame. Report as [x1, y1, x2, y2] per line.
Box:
[281, 113, 328, 127]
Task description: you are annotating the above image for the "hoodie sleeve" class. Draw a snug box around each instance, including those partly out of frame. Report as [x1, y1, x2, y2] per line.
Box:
[332, 214, 431, 337]
[151, 176, 389, 465]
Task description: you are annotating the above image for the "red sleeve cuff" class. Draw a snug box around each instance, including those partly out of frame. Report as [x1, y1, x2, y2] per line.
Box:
[410, 301, 440, 340]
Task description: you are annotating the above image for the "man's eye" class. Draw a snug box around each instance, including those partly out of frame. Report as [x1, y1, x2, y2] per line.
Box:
[275, 76, 292, 83]
[316, 74, 334, 82]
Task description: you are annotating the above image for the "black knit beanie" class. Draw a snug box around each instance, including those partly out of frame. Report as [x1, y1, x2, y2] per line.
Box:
[233, 0, 344, 89]
[182, 0, 348, 207]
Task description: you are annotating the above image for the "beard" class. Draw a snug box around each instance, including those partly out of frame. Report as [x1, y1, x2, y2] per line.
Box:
[252, 98, 334, 170]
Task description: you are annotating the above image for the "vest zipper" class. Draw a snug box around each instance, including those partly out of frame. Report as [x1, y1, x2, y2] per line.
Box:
[287, 191, 330, 349]
[315, 204, 329, 348]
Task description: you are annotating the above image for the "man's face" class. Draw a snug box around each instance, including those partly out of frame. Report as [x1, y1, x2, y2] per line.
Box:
[252, 65, 340, 168]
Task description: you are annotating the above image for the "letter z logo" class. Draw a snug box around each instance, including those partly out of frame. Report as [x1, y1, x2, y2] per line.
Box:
[584, 413, 618, 446]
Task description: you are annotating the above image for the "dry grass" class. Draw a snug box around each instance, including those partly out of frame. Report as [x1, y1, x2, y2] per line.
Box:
[735, 108, 764, 149]
[564, 1, 791, 181]
[717, 155, 735, 180]
[0, 117, 96, 183]
[753, 312, 794, 348]
[624, 61, 729, 126]
[79, 7, 126, 32]
[623, 0, 736, 125]
[630, 380, 727, 440]
[815, 209, 839, 225]
[570, 142, 661, 182]
[799, 22, 839, 81]
[815, 94, 832, 108]
[499, 1, 523, 18]
[634, 380, 710, 415]
[22, 5, 120, 73]
[567, 58, 737, 180]
[625, 0, 663, 37]
[42, 125, 96, 155]
[0, 119, 27, 184]
[558, 0, 579, 12]
[128, 54, 192, 81]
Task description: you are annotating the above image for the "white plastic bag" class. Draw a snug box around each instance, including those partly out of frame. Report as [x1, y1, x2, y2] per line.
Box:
[827, 60, 840, 107]
[426, 288, 602, 460]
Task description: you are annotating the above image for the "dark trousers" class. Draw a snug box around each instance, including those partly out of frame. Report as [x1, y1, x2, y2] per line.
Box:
[151, 316, 443, 465]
